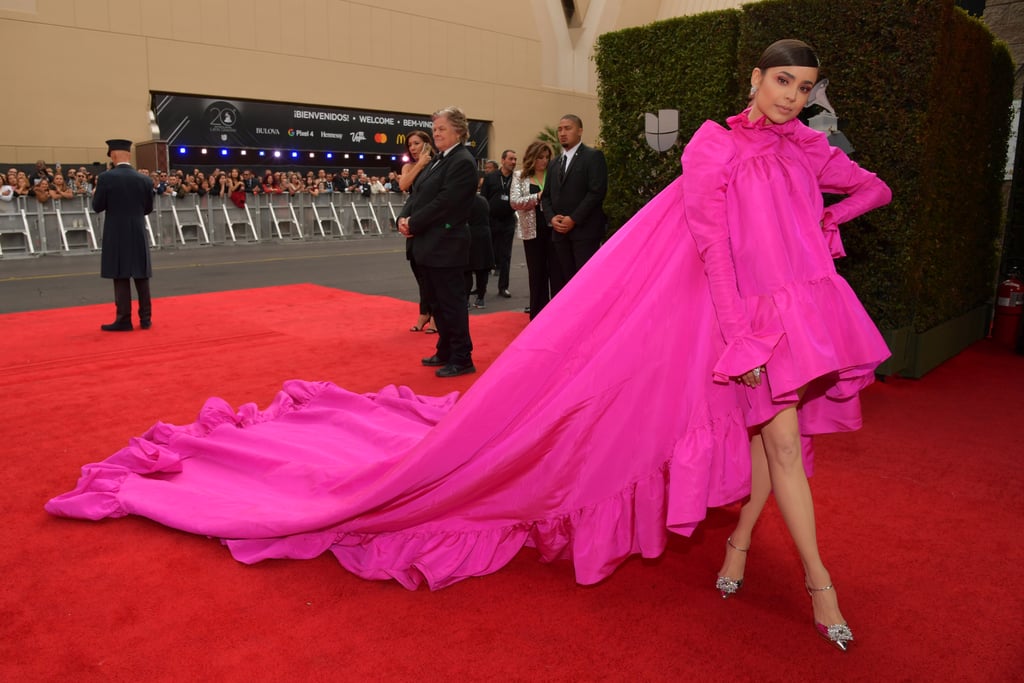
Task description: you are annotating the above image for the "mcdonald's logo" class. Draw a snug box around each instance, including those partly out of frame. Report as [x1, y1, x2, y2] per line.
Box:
[396, 133, 407, 145]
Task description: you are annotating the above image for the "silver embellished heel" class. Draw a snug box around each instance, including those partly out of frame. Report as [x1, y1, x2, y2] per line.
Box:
[715, 537, 749, 599]
[806, 583, 854, 651]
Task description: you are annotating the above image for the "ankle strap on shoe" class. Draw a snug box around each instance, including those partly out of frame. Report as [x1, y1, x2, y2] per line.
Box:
[726, 537, 749, 553]
[806, 583, 834, 594]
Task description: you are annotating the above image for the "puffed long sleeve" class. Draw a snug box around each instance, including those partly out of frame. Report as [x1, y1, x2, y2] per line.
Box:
[801, 130, 892, 258]
[682, 122, 782, 383]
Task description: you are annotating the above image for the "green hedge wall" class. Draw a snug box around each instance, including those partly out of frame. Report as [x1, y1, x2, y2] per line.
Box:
[595, 11, 741, 232]
[595, 0, 1014, 333]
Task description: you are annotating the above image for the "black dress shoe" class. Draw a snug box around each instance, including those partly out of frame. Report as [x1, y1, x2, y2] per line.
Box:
[421, 355, 448, 367]
[436, 363, 476, 378]
[100, 321, 133, 332]
[474, 298, 486, 308]
[499, 289, 511, 298]
[140, 320, 152, 330]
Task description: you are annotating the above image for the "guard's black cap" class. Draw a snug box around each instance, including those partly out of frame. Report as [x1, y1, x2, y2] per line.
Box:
[105, 139, 133, 156]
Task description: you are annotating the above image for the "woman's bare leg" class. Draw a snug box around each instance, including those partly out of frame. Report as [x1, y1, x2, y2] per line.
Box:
[759, 405, 845, 627]
[718, 434, 772, 581]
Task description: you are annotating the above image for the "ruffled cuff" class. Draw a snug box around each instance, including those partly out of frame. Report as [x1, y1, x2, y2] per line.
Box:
[822, 211, 846, 258]
[711, 331, 783, 383]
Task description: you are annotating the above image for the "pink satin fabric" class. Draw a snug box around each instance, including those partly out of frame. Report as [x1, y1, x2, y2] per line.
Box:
[47, 113, 891, 590]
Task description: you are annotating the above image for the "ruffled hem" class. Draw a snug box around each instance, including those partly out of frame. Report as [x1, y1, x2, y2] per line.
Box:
[44, 382, 458, 523]
[711, 331, 783, 383]
[731, 274, 889, 430]
[217, 400, 753, 591]
[49, 377, 754, 591]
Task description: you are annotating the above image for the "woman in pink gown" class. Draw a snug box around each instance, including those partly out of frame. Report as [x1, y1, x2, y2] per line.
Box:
[47, 40, 890, 651]
[689, 39, 891, 651]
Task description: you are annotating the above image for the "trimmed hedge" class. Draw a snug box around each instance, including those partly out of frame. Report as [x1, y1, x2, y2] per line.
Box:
[595, 0, 1014, 333]
[595, 11, 742, 232]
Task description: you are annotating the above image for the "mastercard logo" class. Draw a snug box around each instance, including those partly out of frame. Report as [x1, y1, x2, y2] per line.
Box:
[374, 133, 388, 143]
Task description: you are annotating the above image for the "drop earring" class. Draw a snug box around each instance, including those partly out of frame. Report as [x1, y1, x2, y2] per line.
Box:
[749, 85, 758, 97]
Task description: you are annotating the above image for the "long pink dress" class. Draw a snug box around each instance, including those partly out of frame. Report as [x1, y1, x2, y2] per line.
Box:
[46, 111, 892, 590]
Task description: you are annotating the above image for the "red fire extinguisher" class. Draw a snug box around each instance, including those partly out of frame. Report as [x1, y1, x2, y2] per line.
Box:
[992, 267, 1024, 348]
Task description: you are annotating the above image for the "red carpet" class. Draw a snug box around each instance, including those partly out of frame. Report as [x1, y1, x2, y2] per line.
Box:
[2, 284, 1021, 681]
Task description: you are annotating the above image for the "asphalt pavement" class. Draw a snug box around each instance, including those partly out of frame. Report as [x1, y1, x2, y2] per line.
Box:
[0, 233, 532, 317]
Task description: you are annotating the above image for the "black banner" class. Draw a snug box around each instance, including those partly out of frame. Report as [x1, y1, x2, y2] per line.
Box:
[151, 92, 490, 160]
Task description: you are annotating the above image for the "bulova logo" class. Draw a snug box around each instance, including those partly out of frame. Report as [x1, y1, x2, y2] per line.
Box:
[256, 127, 280, 135]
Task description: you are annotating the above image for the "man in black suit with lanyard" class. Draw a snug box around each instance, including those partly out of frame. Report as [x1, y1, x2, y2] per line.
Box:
[398, 106, 479, 377]
[93, 139, 155, 331]
[541, 115, 608, 295]
[480, 149, 518, 299]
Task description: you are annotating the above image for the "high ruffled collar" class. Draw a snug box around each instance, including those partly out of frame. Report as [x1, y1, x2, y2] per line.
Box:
[727, 109, 802, 135]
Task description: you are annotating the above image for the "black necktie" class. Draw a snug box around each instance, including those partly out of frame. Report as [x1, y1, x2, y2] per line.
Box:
[559, 155, 568, 180]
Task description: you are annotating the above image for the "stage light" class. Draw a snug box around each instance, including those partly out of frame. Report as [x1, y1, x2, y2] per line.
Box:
[358, 154, 364, 160]
[309, 152, 315, 158]
[259, 150, 266, 157]
[402, 155, 410, 163]
[344, 154, 350, 159]
[220, 149, 229, 156]
[391, 155, 397, 161]
[240, 150, 247, 156]
[273, 151, 281, 158]
[178, 147, 187, 155]
[291, 151, 298, 158]
[200, 148, 208, 155]
[326, 153, 333, 160]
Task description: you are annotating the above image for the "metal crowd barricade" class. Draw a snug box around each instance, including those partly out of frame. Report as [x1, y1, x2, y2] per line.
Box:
[350, 194, 382, 235]
[218, 195, 258, 242]
[0, 189, 410, 258]
[54, 196, 99, 251]
[143, 214, 158, 247]
[265, 192, 303, 239]
[169, 193, 210, 245]
[0, 195, 36, 255]
[310, 192, 342, 237]
[385, 196, 408, 233]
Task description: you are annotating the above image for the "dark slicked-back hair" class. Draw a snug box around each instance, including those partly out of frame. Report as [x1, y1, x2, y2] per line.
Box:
[756, 39, 819, 71]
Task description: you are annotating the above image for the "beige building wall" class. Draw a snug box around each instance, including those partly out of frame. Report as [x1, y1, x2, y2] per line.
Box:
[0, 0, 747, 166]
[983, 0, 1024, 98]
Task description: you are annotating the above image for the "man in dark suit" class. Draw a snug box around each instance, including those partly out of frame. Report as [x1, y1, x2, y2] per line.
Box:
[93, 139, 155, 331]
[480, 149, 518, 299]
[398, 107, 479, 377]
[541, 115, 608, 295]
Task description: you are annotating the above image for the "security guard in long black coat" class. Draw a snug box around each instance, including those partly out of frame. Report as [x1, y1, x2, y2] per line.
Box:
[93, 139, 154, 331]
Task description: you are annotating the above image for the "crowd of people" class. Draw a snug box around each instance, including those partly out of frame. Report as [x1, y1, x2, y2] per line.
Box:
[2, 162, 96, 204]
[0, 162, 406, 206]
[144, 167, 404, 203]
